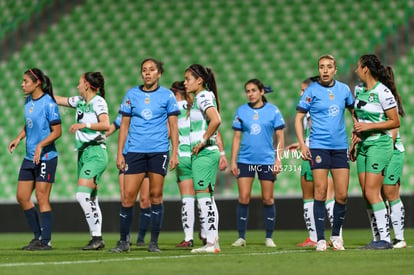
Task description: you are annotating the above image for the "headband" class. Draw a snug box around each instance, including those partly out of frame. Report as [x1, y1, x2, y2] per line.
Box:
[29, 69, 40, 82]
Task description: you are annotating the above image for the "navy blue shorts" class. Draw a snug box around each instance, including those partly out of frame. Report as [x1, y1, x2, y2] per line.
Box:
[309, 149, 349, 170]
[124, 152, 169, 176]
[18, 158, 58, 183]
[237, 163, 276, 181]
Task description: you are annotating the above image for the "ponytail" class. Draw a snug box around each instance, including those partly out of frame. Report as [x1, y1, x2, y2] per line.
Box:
[84, 72, 106, 99]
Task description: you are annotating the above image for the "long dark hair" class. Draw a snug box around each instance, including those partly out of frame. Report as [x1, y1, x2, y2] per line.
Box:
[359, 54, 405, 117]
[24, 68, 54, 101]
[244, 78, 268, 103]
[84, 72, 106, 99]
[186, 64, 220, 112]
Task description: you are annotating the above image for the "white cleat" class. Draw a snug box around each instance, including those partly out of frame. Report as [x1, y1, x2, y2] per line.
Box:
[265, 238, 276, 247]
[232, 238, 246, 247]
[330, 236, 345, 251]
[191, 242, 221, 253]
[316, 240, 327, 252]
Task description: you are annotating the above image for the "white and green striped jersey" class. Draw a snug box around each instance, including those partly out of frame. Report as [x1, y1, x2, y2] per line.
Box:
[354, 82, 397, 140]
[177, 100, 191, 158]
[189, 90, 218, 151]
[68, 95, 108, 150]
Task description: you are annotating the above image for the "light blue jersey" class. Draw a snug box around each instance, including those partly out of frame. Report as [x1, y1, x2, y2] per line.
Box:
[232, 102, 285, 165]
[296, 80, 354, 149]
[24, 94, 61, 160]
[119, 85, 180, 153]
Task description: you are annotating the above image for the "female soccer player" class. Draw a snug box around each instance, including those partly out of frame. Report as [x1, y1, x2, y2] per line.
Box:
[230, 79, 285, 248]
[288, 76, 336, 247]
[295, 55, 355, 251]
[184, 64, 222, 253]
[106, 114, 151, 246]
[9, 68, 62, 250]
[55, 72, 110, 250]
[351, 55, 402, 249]
[110, 58, 179, 253]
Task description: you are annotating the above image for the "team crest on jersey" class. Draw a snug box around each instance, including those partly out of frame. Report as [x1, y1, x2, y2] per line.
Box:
[29, 107, 33, 113]
[250, 123, 261, 135]
[26, 118, 33, 128]
[315, 155, 322, 163]
[141, 108, 153, 120]
[368, 93, 375, 102]
[329, 93, 335, 100]
[253, 111, 259, 120]
[145, 96, 150, 104]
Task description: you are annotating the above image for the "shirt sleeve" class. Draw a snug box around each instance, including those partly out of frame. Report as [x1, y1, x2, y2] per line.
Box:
[68, 96, 82, 108]
[47, 101, 61, 125]
[296, 88, 312, 113]
[94, 96, 108, 116]
[197, 91, 216, 113]
[232, 107, 243, 131]
[166, 90, 180, 116]
[379, 86, 397, 111]
[119, 92, 132, 117]
[345, 86, 355, 108]
[273, 106, 285, 130]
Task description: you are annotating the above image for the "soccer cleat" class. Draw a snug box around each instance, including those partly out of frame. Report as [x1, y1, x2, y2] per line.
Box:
[296, 237, 317, 247]
[136, 240, 145, 247]
[22, 239, 41, 250]
[82, 237, 105, 250]
[265, 238, 276, 248]
[360, 240, 393, 250]
[191, 242, 220, 253]
[176, 240, 194, 248]
[392, 239, 407, 249]
[198, 232, 207, 246]
[330, 236, 345, 251]
[316, 240, 327, 252]
[148, 242, 161, 252]
[109, 240, 130, 253]
[26, 241, 52, 251]
[232, 238, 246, 247]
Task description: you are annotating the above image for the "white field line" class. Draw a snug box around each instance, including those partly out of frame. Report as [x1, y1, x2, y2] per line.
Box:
[0, 249, 309, 268]
[1, 246, 412, 268]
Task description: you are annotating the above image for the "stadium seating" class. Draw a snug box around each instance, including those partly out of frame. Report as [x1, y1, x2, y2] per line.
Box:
[0, 0, 413, 200]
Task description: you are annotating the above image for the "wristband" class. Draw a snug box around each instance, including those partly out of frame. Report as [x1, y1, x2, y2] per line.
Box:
[200, 137, 207, 145]
[220, 151, 226, 156]
[86, 123, 91, 129]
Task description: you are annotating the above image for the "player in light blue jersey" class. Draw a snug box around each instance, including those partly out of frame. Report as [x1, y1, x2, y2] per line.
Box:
[55, 72, 110, 250]
[295, 55, 355, 251]
[9, 68, 62, 250]
[106, 113, 151, 247]
[110, 58, 179, 253]
[230, 79, 285, 248]
[351, 55, 402, 250]
[184, 64, 222, 253]
[288, 76, 336, 248]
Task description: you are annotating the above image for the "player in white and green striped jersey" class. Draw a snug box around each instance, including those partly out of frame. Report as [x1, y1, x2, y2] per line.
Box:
[184, 64, 222, 253]
[352, 55, 404, 249]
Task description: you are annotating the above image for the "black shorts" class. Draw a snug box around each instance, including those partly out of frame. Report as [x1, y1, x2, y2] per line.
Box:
[18, 158, 58, 183]
[309, 149, 349, 170]
[237, 163, 276, 181]
[124, 152, 169, 176]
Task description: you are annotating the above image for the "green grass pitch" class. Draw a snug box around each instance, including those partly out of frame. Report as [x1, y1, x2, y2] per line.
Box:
[0, 229, 413, 275]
